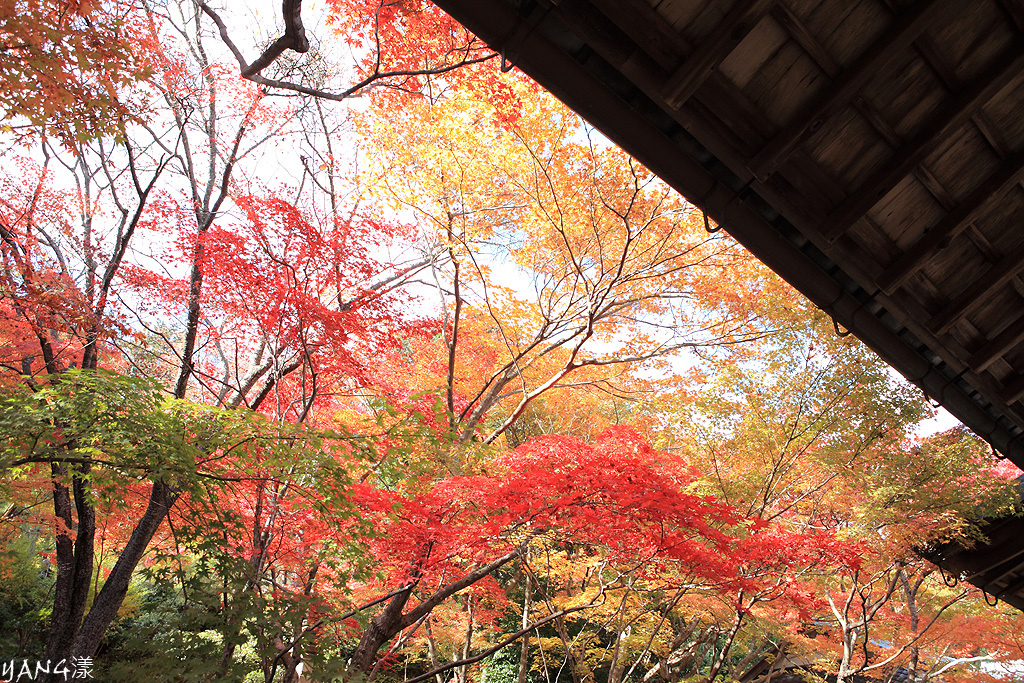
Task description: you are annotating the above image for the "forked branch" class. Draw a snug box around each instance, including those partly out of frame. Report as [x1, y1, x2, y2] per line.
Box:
[196, 0, 497, 101]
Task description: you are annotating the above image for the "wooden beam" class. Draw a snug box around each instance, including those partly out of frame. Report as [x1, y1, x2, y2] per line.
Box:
[852, 94, 965, 219]
[563, 4, 767, 178]
[974, 109, 1014, 159]
[913, 164, 956, 211]
[853, 96, 901, 148]
[771, 2, 839, 78]
[913, 33, 958, 91]
[997, 0, 1024, 33]
[876, 149, 1024, 293]
[994, 571, 1024, 603]
[978, 551, 1024, 587]
[822, 45, 1024, 243]
[662, 0, 776, 109]
[969, 314, 1024, 373]
[1002, 373, 1024, 405]
[852, 92, 961, 213]
[550, 0, 769, 171]
[941, 518, 1024, 576]
[970, 222, 1004, 264]
[747, 0, 959, 181]
[585, 0, 690, 68]
[929, 239, 1024, 336]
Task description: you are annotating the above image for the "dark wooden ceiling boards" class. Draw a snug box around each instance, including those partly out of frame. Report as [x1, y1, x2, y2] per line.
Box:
[430, 0, 1024, 468]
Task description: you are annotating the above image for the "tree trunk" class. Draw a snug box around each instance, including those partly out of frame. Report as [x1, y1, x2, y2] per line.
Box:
[552, 614, 584, 683]
[425, 618, 445, 683]
[70, 482, 178, 658]
[517, 577, 533, 683]
[702, 611, 743, 683]
[899, 568, 921, 682]
[455, 596, 475, 683]
[834, 630, 856, 683]
[348, 585, 414, 674]
[43, 462, 95, 674]
[608, 630, 628, 683]
[44, 464, 83, 664]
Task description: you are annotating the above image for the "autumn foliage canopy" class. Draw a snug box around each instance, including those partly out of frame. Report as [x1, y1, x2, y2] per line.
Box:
[0, 2, 1022, 683]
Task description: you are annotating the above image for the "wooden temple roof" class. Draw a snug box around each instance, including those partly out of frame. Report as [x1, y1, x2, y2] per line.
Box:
[429, 0, 1024, 468]
[921, 507, 1024, 613]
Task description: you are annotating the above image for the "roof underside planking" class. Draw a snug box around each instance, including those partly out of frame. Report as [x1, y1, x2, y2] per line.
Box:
[428, 0, 1024, 469]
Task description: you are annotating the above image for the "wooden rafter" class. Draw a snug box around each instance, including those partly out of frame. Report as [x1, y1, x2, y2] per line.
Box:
[974, 110, 1014, 159]
[997, 571, 1024, 601]
[970, 223, 1005, 264]
[877, 150, 1024, 293]
[1004, 373, 1024, 406]
[585, 0, 690, 67]
[977, 548, 1024, 587]
[925, 515, 1024, 612]
[661, 0, 776, 109]
[997, 0, 1024, 33]
[434, 0, 1024, 468]
[770, 2, 840, 77]
[928, 238, 1024, 336]
[747, 0, 958, 180]
[913, 32, 958, 91]
[967, 314, 1024, 373]
[913, 165, 956, 211]
[956, 520, 1024, 578]
[822, 45, 1024, 243]
[847, 76, 965, 218]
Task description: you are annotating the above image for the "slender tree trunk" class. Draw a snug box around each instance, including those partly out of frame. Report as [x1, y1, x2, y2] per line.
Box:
[517, 577, 533, 683]
[608, 630, 628, 683]
[899, 569, 921, 681]
[834, 628, 856, 683]
[702, 610, 743, 683]
[67, 468, 96, 636]
[552, 614, 584, 683]
[43, 459, 95, 675]
[455, 596, 475, 683]
[425, 618, 445, 683]
[70, 481, 178, 659]
[44, 464, 80, 664]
